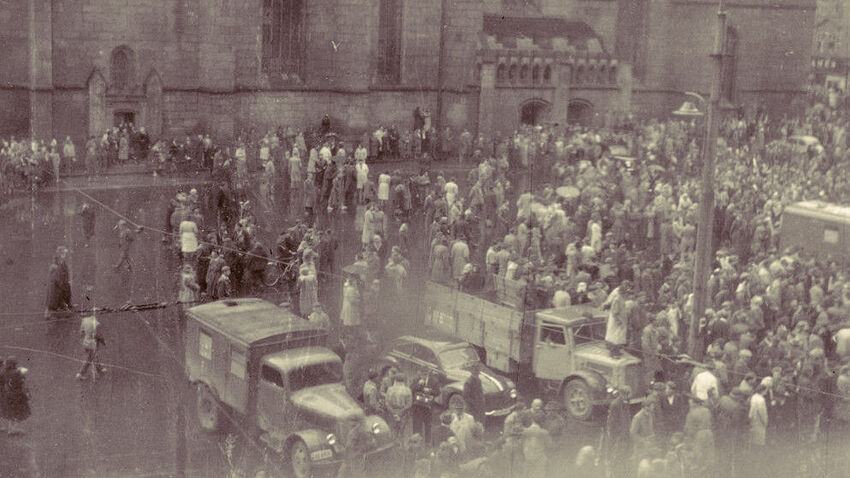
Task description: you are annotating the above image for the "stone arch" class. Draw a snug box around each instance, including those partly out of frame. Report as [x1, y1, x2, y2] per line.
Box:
[110, 45, 136, 91]
[567, 98, 593, 125]
[87, 69, 107, 136]
[520, 98, 552, 126]
[145, 69, 163, 137]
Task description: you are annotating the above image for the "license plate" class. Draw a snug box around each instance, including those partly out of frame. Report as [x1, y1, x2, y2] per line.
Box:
[310, 449, 333, 461]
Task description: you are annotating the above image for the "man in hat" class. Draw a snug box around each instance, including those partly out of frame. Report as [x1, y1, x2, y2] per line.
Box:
[606, 386, 632, 478]
[716, 386, 748, 477]
[630, 398, 657, 462]
[462, 365, 485, 424]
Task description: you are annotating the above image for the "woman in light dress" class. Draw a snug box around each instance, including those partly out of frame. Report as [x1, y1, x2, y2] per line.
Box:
[179, 216, 199, 266]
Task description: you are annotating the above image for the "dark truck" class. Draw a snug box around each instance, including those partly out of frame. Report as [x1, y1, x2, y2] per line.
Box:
[185, 298, 395, 478]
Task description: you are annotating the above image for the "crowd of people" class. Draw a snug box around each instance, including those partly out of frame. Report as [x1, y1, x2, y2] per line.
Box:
[28, 91, 850, 477]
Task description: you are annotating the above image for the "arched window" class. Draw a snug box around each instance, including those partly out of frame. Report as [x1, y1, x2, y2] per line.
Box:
[609, 65, 617, 84]
[497, 64, 506, 82]
[575, 65, 585, 83]
[543, 65, 552, 83]
[110, 47, 133, 91]
[509, 64, 517, 81]
[520, 64, 529, 81]
[532, 64, 540, 83]
[378, 0, 403, 83]
[721, 26, 738, 104]
[262, 0, 306, 80]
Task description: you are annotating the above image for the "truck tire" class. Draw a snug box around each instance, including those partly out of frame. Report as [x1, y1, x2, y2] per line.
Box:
[196, 383, 221, 432]
[288, 439, 312, 478]
[563, 379, 593, 421]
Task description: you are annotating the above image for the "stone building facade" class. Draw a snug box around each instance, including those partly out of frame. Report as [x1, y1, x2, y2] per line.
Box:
[0, 0, 815, 142]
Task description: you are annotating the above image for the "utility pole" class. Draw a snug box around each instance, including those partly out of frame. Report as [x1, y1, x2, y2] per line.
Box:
[435, 0, 449, 134]
[689, 0, 727, 360]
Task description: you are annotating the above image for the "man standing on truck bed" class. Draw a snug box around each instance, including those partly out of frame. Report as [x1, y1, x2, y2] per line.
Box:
[603, 281, 630, 358]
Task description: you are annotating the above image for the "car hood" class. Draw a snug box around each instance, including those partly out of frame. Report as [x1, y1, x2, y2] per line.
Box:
[290, 383, 364, 422]
[445, 366, 509, 395]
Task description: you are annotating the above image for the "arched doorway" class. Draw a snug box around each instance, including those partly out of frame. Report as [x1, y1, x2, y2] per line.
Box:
[520, 99, 552, 126]
[567, 99, 593, 125]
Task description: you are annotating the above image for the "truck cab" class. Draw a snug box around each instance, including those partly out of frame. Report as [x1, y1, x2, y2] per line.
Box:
[533, 306, 645, 420]
[185, 299, 394, 478]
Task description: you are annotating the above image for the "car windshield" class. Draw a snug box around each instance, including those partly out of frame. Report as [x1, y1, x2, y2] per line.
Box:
[288, 362, 343, 392]
[439, 347, 480, 369]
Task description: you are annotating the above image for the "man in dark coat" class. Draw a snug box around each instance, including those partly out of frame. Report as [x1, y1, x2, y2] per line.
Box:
[462, 365, 485, 424]
[80, 203, 96, 246]
[45, 246, 72, 319]
[605, 386, 632, 478]
[715, 386, 748, 477]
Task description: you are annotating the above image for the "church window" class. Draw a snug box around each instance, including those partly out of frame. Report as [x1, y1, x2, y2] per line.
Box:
[110, 47, 134, 91]
[262, 0, 306, 80]
[721, 26, 738, 104]
[378, 0, 403, 83]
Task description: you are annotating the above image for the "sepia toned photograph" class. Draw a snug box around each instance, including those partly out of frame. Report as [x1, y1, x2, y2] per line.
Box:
[0, 0, 844, 477]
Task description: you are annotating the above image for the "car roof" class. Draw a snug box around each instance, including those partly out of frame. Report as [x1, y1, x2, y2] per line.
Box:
[536, 305, 606, 327]
[186, 298, 322, 347]
[393, 335, 468, 354]
[262, 346, 341, 372]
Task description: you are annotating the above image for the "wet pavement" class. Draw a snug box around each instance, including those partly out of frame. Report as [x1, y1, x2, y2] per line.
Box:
[0, 161, 597, 477]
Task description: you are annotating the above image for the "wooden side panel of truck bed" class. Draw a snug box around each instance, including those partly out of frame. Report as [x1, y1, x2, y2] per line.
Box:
[423, 281, 530, 374]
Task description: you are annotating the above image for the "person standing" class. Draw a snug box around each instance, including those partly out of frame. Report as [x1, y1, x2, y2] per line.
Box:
[179, 215, 199, 267]
[522, 411, 553, 478]
[630, 399, 657, 463]
[448, 395, 476, 454]
[76, 313, 106, 380]
[118, 132, 129, 163]
[462, 365, 485, 424]
[450, 236, 470, 286]
[49, 145, 61, 185]
[80, 203, 96, 247]
[215, 266, 233, 299]
[85, 136, 98, 175]
[45, 246, 72, 319]
[748, 379, 769, 476]
[385, 373, 413, 438]
[114, 220, 142, 272]
[179, 264, 200, 306]
[2, 358, 30, 434]
[63, 137, 76, 172]
[411, 370, 440, 444]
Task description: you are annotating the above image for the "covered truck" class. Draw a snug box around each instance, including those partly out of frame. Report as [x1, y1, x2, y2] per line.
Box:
[423, 281, 648, 420]
[185, 298, 395, 478]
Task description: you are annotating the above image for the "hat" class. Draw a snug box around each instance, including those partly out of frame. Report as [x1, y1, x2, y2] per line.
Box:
[759, 377, 774, 389]
[448, 394, 466, 409]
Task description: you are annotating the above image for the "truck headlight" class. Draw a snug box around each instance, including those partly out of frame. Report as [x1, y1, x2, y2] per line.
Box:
[509, 388, 517, 399]
[326, 433, 337, 446]
[372, 422, 381, 435]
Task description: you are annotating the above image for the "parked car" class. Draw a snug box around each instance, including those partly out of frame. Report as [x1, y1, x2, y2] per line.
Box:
[379, 335, 517, 417]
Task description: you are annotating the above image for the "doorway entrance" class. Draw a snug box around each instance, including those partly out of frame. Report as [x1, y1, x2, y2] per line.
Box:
[520, 100, 551, 126]
[113, 111, 135, 128]
[567, 100, 593, 126]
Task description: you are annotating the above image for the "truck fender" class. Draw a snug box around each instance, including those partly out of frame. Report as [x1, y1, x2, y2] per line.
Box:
[562, 371, 609, 402]
[363, 415, 394, 445]
[283, 429, 333, 458]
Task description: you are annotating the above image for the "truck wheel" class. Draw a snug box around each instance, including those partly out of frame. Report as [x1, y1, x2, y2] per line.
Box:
[288, 439, 312, 478]
[563, 379, 593, 421]
[196, 384, 221, 432]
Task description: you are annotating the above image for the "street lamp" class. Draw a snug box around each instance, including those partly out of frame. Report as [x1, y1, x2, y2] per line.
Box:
[677, 0, 727, 361]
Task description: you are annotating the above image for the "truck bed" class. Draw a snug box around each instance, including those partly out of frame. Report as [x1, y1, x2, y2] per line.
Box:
[423, 281, 533, 374]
